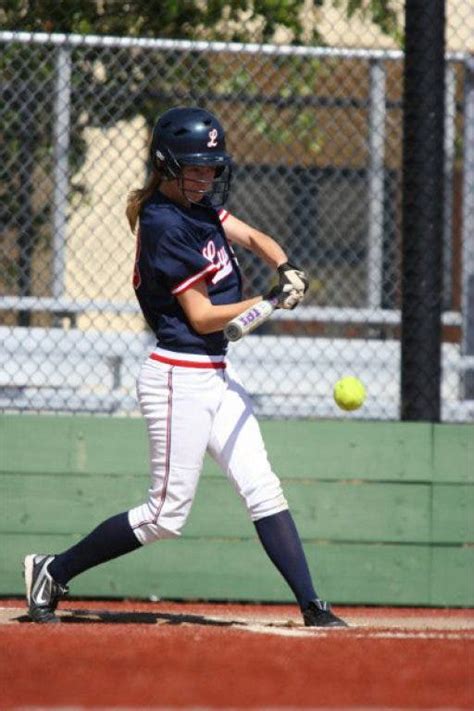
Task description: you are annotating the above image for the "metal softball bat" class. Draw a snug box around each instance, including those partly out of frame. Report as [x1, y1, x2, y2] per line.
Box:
[224, 298, 277, 341]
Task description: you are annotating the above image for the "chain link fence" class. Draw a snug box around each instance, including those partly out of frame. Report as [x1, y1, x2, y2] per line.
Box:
[0, 2, 473, 421]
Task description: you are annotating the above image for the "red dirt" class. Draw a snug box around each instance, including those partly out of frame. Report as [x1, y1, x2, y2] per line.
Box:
[1, 600, 473, 709]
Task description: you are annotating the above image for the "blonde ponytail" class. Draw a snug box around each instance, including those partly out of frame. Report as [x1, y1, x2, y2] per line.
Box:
[126, 169, 162, 233]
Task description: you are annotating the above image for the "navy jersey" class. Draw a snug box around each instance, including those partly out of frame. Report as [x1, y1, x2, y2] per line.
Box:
[133, 192, 242, 356]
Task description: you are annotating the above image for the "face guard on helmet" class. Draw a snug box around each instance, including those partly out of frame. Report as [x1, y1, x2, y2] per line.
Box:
[150, 106, 232, 206]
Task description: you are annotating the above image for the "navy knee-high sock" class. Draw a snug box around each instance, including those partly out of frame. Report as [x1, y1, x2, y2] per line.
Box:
[254, 509, 317, 609]
[48, 511, 142, 586]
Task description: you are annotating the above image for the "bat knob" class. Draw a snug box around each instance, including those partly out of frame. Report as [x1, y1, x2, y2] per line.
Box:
[224, 322, 243, 341]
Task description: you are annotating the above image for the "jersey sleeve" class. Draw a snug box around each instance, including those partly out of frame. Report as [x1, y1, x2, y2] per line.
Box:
[142, 222, 218, 296]
[218, 208, 231, 224]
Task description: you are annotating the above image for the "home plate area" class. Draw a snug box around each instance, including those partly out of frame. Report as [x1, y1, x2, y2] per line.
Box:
[1, 599, 473, 637]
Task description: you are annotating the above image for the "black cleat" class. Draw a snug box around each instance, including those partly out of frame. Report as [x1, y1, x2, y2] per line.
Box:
[24, 554, 69, 624]
[302, 599, 348, 628]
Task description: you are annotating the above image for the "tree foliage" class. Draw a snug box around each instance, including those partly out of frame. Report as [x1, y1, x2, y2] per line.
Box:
[1, 1, 400, 44]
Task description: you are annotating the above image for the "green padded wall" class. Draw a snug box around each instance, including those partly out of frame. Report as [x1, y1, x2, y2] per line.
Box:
[0, 415, 472, 605]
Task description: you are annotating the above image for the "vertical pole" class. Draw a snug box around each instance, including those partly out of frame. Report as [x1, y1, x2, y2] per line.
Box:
[443, 63, 456, 310]
[401, 0, 446, 421]
[17, 93, 36, 327]
[461, 57, 474, 398]
[52, 44, 72, 300]
[367, 59, 386, 309]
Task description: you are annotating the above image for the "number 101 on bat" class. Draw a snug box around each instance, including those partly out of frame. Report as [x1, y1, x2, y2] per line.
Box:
[224, 298, 277, 342]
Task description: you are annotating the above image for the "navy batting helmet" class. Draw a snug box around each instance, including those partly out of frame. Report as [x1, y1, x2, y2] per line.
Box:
[150, 106, 232, 205]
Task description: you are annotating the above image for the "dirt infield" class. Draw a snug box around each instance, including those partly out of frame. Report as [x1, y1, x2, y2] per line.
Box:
[1, 599, 473, 710]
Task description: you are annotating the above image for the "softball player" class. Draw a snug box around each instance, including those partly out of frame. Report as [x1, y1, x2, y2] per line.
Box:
[24, 107, 347, 628]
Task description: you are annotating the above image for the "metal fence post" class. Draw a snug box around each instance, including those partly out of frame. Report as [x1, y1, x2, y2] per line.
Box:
[52, 44, 72, 300]
[367, 59, 386, 310]
[401, 0, 446, 422]
[461, 56, 474, 398]
[443, 62, 456, 310]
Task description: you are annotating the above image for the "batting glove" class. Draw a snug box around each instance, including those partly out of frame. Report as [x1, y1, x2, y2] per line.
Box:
[265, 283, 305, 310]
[277, 262, 309, 295]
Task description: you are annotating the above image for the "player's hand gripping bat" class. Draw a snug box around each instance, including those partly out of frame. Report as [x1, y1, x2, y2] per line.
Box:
[224, 262, 309, 342]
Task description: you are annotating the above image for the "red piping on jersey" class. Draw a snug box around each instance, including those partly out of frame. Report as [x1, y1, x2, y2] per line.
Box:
[219, 209, 230, 223]
[150, 352, 226, 369]
[171, 262, 218, 295]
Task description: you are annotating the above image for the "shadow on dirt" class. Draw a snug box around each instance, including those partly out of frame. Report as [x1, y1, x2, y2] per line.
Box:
[15, 609, 247, 626]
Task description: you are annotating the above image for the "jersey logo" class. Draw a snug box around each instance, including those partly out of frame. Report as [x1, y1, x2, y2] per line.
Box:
[203, 239, 232, 284]
[207, 129, 218, 148]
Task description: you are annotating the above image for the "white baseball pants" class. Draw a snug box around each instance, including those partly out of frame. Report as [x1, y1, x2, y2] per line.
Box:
[128, 350, 288, 544]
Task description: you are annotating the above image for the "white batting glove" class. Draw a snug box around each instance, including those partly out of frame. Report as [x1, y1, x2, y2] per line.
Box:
[266, 283, 306, 310]
[277, 262, 309, 294]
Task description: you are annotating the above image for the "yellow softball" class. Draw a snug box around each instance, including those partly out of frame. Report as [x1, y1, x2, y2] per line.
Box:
[333, 376, 366, 411]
